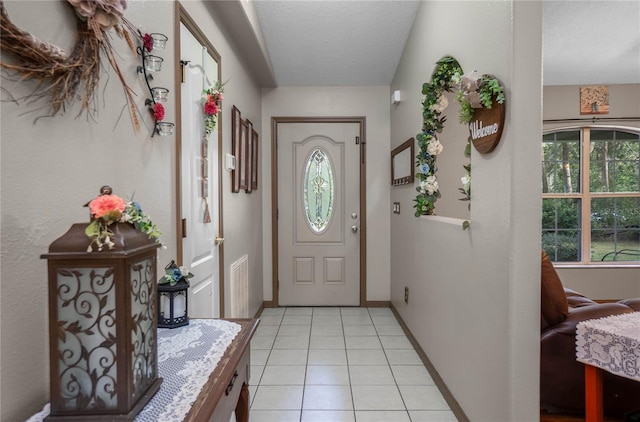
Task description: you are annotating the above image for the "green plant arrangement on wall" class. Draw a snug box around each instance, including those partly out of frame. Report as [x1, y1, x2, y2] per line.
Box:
[414, 56, 506, 230]
[414, 56, 464, 217]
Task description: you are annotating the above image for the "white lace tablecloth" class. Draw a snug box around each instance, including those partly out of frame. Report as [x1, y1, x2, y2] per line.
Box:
[27, 319, 242, 422]
[576, 311, 640, 382]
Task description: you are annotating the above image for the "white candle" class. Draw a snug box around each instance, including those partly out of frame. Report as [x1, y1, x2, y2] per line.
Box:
[160, 295, 169, 317]
[173, 294, 186, 317]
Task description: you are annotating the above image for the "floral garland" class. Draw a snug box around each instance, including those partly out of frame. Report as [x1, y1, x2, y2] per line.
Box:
[202, 81, 225, 137]
[414, 56, 463, 217]
[85, 188, 162, 252]
[414, 56, 505, 228]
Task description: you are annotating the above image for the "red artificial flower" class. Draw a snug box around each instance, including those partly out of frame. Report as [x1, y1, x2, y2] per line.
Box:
[204, 100, 218, 116]
[89, 195, 126, 220]
[143, 33, 153, 52]
[153, 103, 165, 121]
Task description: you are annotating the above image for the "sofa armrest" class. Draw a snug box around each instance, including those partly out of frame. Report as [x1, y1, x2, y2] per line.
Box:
[618, 298, 640, 311]
[564, 288, 597, 308]
[541, 302, 634, 338]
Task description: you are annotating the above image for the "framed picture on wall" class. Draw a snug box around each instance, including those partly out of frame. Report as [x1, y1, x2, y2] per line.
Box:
[245, 120, 253, 193]
[251, 128, 259, 190]
[231, 106, 242, 193]
[580, 85, 609, 115]
[239, 119, 249, 191]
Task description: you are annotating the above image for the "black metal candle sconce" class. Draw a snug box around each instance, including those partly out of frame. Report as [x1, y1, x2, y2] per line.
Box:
[137, 32, 174, 137]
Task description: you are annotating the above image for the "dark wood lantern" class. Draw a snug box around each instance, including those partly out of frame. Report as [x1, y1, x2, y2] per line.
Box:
[158, 279, 189, 328]
[41, 223, 162, 421]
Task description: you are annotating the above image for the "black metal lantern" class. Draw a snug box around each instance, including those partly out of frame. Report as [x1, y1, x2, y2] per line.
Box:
[157, 261, 190, 328]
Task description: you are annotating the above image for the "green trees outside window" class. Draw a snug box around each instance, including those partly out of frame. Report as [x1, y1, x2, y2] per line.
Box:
[542, 128, 640, 262]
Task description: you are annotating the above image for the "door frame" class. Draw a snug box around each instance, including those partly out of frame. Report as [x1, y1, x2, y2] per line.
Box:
[174, 3, 225, 316]
[271, 116, 367, 307]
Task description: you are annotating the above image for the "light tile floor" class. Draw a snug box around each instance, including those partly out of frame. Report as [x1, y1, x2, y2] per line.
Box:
[247, 307, 458, 422]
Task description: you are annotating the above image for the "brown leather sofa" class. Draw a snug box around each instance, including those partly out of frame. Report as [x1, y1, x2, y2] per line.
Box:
[540, 250, 640, 417]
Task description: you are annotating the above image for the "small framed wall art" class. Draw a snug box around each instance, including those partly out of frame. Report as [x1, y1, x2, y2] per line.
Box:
[231, 106, 242, 193]
[391, 137, 415, 186]
[251, 128, 259, 190]
[580, 86, 609, 115]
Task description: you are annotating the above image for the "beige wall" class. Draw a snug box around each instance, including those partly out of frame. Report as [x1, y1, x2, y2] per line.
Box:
[543, 84, 640, 125]
[390, 2, 542, 420]
[0, 1, 263, 419]
[544, 84, 640, 300]
[260, 86, 392, 303]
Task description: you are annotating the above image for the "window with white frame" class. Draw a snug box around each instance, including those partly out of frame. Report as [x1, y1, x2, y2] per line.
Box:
[542, 127, 640, 263]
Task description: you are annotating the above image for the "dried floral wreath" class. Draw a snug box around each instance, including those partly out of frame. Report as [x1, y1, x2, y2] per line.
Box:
[0, 0, 141, 129]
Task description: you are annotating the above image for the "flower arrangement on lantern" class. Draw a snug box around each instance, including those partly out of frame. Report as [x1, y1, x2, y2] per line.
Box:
[159, 260, 195, 287]
[202, 81, 225, 136]
[85, 189, 162, 252]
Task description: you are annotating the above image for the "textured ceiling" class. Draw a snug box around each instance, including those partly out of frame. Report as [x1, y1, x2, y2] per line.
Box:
[254, 0, 421, 86]
[251, 0, 640, 87]
[543, 1, 640, 86]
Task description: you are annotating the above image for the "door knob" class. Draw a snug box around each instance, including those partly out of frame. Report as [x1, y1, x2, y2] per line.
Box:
[351, 226, 358, 233]
[215, 236, 224, 245]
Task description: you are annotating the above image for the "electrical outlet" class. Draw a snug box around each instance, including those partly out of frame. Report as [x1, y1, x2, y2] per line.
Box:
[404, 287, 409, 304]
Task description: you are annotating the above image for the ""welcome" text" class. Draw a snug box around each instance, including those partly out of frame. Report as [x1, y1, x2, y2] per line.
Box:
[470, 120, 499, 140]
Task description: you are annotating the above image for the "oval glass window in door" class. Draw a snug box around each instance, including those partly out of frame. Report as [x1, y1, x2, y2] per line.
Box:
[303, 147, 335, 233]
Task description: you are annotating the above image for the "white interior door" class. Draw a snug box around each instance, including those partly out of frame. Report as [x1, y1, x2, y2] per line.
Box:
[180, 23, 220, 318]
[278, 122, 360, 306]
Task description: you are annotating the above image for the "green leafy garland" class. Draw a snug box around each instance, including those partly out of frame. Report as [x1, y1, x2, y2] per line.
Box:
[414, 56, 463, 217]
[414, 56, 506, 229]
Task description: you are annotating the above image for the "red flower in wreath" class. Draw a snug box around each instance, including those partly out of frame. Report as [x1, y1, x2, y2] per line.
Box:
[153, 102, 165, 121]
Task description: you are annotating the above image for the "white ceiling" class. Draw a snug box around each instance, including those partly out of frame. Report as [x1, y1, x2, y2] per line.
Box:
[543, 1, 640, 86]
[250, 0, 640, 87]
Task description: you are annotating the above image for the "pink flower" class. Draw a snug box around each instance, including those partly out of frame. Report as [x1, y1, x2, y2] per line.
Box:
[153, 103, 165, 121]
[216, 93, 224, 102]
[204, 100, 218, 116]
[143, 33, 153, 52]
[89, 195, 126, 220]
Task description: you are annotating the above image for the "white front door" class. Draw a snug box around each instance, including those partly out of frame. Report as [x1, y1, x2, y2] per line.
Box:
[278, 122, 361, 306]
[179, 22, 221, 318]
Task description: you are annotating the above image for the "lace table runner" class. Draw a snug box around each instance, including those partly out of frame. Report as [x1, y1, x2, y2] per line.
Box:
[27, 319, 242, 422]
[576, 311, 640, 382]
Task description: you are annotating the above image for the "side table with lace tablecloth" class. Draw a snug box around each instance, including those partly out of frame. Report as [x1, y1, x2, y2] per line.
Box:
[576, 312, 640, 422]
[28, 318, 259, 422]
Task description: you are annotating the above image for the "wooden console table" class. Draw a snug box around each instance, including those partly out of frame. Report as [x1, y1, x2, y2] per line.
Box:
[27, 318, 259, 422]
[185, 318, 259, 422]
[576, 312, 640, 422]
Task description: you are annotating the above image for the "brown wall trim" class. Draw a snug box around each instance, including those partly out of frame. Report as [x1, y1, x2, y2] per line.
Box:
[390, 303, 470, 422]
[253, 303, 265, 318]
[365, 301, 390, 308]
[262, 300, 278, 309]
[271, 117, 367, 307]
